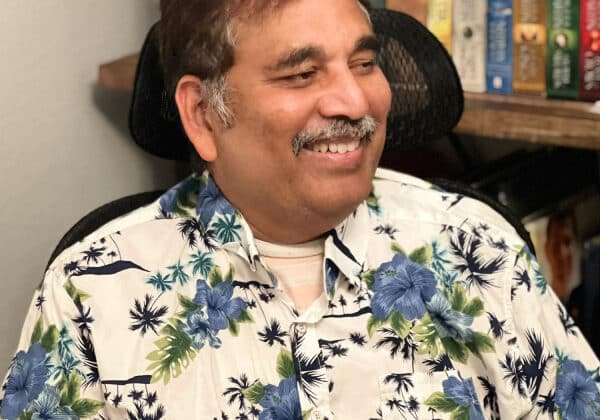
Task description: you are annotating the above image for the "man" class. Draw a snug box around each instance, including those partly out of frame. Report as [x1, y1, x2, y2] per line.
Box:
[544, 211, 578, 302]
[1, 1, 598, 419]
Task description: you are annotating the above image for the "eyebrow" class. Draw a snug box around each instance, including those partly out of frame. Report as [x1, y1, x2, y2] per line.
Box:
[267, 46, 324, 72]
[354, 35, 381, 55]
[266, 35, 381, 73]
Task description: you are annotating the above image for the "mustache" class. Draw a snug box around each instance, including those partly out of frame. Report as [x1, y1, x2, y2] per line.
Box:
[291, 116, 378, 156]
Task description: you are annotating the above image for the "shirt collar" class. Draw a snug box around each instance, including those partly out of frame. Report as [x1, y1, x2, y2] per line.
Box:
[158, 170, 370, 295]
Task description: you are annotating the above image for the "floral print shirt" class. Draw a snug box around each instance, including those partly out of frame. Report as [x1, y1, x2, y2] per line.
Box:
[1, 168, 599, 420]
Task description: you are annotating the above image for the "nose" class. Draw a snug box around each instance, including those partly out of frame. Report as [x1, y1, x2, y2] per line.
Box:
[317, 67, 370, 121]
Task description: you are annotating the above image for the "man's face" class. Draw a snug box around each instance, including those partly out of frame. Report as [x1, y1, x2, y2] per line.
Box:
[546, 219, 575, 283]
[206, 0, 391, 242]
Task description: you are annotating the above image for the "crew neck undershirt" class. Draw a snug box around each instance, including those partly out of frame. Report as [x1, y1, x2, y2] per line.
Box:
[255, 238, 325, 312]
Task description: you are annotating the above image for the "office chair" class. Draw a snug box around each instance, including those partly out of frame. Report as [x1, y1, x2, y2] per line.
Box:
[47, 8, 535, 269]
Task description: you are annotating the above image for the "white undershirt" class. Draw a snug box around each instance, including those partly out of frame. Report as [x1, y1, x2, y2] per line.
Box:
[255, 238, 325, 312]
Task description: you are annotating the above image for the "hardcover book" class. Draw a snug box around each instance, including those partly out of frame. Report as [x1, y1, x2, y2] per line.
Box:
[513, 0, 547, 95]
[579, 0, 600, 101]
[453, 0, 488, 92]
[525, 210, 581, 303]
[427, 0, 453, 53]
[547, 0, 580, 99]
[386, 0, 428, 24]
[487, 0, 513, 93]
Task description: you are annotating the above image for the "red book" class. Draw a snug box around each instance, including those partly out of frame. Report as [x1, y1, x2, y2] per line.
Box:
[579, 0, 600, 101]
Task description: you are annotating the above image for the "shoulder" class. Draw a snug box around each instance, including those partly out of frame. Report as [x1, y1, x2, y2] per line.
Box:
[46, 175, 202, 277]
[371, 167, 524, 250]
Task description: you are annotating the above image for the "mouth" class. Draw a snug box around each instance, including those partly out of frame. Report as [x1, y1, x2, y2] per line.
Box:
[304, 138, 362, 154]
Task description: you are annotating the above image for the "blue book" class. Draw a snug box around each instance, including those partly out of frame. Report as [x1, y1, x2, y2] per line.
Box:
[486, 0, 513, 93]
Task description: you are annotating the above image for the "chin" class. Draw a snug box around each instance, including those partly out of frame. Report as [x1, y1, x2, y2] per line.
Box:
[307, 176, 373, 219]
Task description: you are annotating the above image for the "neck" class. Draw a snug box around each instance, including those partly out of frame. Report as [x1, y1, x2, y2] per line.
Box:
[244, 208, 344, 244]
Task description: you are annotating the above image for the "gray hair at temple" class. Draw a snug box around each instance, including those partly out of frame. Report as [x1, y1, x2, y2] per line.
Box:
[159, 0, 373, 130]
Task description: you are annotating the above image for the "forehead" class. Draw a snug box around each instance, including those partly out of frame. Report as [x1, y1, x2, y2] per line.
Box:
[231, 0, 372, 62]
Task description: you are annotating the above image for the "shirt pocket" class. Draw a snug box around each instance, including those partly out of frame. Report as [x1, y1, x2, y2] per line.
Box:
[378, 370, 460, 420]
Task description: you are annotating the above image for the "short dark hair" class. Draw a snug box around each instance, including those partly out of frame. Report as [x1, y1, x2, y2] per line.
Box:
[159, 0, 372, 94]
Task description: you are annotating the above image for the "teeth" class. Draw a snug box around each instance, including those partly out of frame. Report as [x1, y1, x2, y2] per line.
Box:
[308, 140, 362, 153]
[348, 140, 360, 151]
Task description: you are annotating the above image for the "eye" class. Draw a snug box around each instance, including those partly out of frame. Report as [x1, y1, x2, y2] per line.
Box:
[352, 59, 377, 75]
[279, 69, 317, 87]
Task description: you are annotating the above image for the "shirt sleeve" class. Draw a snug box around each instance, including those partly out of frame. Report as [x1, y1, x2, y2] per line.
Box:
[0, 268, 106, 420]
[510, 249, 600, 420]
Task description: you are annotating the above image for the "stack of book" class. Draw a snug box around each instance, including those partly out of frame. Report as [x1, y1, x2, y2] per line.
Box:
[374, 0, 600, 100]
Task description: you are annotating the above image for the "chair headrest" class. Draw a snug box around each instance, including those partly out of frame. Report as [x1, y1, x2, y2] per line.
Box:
[129, 8, 464, 161]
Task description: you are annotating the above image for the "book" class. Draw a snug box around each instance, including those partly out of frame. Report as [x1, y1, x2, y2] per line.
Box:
[386, 0, 428, 24]
[453, 0, 488, 92]
[427, 0, 453, 53]
[525, 209, 581, 302]
[487, 0, 513, 93]
[513, 0, 547, 95]
[567, 233, 600, 355]
[546, 0, 580, 99]
[579, 0, 600, 101]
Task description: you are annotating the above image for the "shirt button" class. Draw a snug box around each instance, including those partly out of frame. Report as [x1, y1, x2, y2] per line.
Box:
[296, 323, 307, 334]
[312, 410, 322, 420]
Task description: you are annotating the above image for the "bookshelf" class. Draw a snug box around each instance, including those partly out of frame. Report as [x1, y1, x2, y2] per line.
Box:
[457, 92, 600, 151]
[98, 53, 600, 151]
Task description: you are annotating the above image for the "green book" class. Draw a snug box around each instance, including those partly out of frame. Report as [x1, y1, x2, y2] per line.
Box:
[546, 0, 580, 99]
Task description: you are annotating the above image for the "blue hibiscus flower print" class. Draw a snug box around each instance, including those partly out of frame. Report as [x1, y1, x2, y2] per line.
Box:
[158, 186, 178, 216]
[556, 359, 600, 419]
[371, 253, 437, 320]
[426, 293, 473, 341]
[197, 177, 235, 227]
[29, 385, 78, 420]
[180, 310, 222, 349]
[194, 280, 248, 331]
[1, 342, 49, 420]
[443, 376, 485, 420]
[259, 377, 302, 420]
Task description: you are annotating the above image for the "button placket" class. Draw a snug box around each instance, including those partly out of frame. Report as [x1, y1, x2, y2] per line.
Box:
[290, 322, 333, 419]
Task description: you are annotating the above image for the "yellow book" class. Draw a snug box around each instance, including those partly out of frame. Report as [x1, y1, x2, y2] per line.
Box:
[428, 0, 453, 54]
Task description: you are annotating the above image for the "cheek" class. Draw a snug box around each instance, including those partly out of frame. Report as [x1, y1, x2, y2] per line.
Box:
[372, 80, 392, 118]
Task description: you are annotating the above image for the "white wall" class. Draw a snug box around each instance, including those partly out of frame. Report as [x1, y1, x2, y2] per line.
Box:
[0, 2, 181, 371]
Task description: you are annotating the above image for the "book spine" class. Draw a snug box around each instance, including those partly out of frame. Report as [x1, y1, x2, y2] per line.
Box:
[579, 0, 600, 101]
[428, 0, 453, 53]
[513, 0, 547, 95]
[385, 0, 428, 24]
[546, 0, 580, 99]
[487, 0, 514, 93]
[453, 0, 488, 92]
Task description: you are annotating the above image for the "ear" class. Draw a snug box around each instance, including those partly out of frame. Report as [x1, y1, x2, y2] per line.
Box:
[175, 75, 218, 162]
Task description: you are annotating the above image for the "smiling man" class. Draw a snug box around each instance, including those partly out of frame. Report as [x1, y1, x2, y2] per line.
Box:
[1, 0, 599, 419]
[174, 0, 390, 246]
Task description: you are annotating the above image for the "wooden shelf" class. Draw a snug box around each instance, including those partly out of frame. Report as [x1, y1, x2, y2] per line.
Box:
[98, 54, 600, 151]
[98, 53, 139, 91]
[457, 92, 600, 151]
